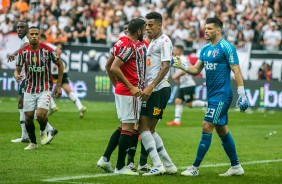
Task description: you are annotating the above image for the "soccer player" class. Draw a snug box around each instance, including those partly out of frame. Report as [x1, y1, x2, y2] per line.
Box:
[97, 18, 146, 175]
[172, 17, 249, 176]
[14, 26, 64, 150]
[166, 41, 207, 126]
[39, 34, 87, 118]
[9, 20, 57, 144]
[138, 12, 177, 176]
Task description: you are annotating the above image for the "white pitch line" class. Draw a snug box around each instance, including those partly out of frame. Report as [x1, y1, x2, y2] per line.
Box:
[43, 159, 282, 183]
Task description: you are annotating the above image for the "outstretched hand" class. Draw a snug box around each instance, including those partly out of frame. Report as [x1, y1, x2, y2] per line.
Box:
[171, 55, 188, 71]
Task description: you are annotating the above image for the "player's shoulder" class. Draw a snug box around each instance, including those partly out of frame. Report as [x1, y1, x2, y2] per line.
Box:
[18, 44, 30, 54]
[117, 36, 134, 46]
[160, 34, 172, 43]
[200, 42, 211, 52]
[40, 42, 55, 52]
[219, 39, 236, 51]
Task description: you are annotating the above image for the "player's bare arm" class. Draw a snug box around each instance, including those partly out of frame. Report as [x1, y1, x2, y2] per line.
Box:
[8, 42, 29, 62]
[14, 66, 22, 82]
[105, 54, 117, 86]
[231, 64, 244, 87]
[141, 60, 170, 101]
[111, 57, 142, 97]
[172, 70, 186, 81]
[54, 59, 64, 98]
[173, 57, 204, 76]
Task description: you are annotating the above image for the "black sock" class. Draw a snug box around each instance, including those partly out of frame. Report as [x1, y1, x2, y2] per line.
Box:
[103, 127, 121, 161]
[139, 141, 148, 166]
[36, 118, 47, 131]
[127, 129, 139, 165]
[25, 122, 36, 144]
[116, 130, 132, 170]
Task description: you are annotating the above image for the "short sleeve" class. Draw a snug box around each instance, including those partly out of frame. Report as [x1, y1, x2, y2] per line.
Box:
[113, 37, 135, 62]
[161, 38, 172, 62]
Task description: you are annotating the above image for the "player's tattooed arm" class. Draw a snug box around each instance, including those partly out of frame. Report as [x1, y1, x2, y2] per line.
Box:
[106, 54, 118, 86]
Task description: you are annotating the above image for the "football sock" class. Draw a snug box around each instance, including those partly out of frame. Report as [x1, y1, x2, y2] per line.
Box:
[68, 92, 83, 110]
[152, 132, 174, 167]
[50, 97, 57, 109]
[127, 129, 139, 164]
[192, 100, 207, 107]
[139, 141, 148, 166]
[25, 122, 36, 144]
[116, 130, 132, 170]
[174, 104, 183, 122]
[193, 132, 212, 167]
[36, 117, 47, 131]
[19, 109, 28, 138]
[45, 121, 54, 132]
[141, 131, 162, 167]
[103, 127, 121, 161]
[220, 132, 239, 166]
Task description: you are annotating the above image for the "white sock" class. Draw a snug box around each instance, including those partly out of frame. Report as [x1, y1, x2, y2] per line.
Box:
[152, 132, 174, 167]
[68, 92, 83, 110]
[140, 131, 163, 167]
[19, 109, 28, 138]
[34, 110, 37, 120]
[192, 100, 207, 107]
[50, 97, 57, 109]
[45, 122, 54, 132]
[174, 104, 183, 123]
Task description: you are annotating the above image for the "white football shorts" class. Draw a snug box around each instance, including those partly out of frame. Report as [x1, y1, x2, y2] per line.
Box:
[115, 94, 141, 123]
[23, 91, 52, 112]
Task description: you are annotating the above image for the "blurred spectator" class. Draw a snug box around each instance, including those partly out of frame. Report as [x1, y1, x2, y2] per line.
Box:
[63, 19, 75, 43]
[59, 0, 72, 12]
[226, 22, 238, 45]
[235, 31, 245, 49]
[11, 0, 29, 16]
[45, 20, 68, 44]
[73, 21, 87, 43]
[94, 27, 107, 44]
[58, 10, 69, 30]
[0, 16, 13, 34]
[263, 22, 281, 51]
[252, 21, 264, 50]
[172, 22, 189, 43]
[185, 26, 198, 48]
[109, 21, 121, 46]
[123, 0, 135, 21]
[258, 63, 272, 81]
[243, 21, 254, 43]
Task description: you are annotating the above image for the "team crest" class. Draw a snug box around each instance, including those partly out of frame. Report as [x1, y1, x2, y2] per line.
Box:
[212, 48, 219, 57]
[32, 56, 37, 63]
[153, 107, 161, 116]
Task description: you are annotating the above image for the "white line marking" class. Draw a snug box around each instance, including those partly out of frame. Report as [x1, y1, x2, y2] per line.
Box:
[43, 159, 282, 183]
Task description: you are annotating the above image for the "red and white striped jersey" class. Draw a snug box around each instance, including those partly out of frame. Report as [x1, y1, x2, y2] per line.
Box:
[111, 36, 146, 96]
[16, 43, 59, 93]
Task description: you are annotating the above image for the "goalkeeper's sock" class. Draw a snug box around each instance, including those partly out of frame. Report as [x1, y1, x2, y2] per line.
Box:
[116, 130, 132, 170]
[103, 127, 121, 161]
[152, 132, 174, 167]
[174, 104, 183, 122]
[127, 129, 139, 164]
[139, 141, 148, 166]
[193, 132, 212, 167]
[220, 132, 239, 166]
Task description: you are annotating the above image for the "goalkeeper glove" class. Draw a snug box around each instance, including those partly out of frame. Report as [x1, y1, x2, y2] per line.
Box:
[171, 55, 189, 71]
[236, 86, 249, 112]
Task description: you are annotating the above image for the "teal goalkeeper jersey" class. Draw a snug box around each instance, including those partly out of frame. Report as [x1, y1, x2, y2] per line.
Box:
[199, 38, 239, 102]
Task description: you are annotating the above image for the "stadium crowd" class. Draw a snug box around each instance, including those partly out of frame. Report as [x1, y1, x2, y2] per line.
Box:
[0, 0, 281, 51]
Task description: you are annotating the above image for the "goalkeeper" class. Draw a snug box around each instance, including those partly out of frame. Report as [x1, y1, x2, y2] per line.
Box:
[171, 17, 249, 176]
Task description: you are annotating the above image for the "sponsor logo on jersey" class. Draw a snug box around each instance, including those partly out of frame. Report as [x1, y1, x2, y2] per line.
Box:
[208, 50, 212, 57]
[32, 56, 37, 63]
[28, 65, 45, 72]
[204, 61, 217, 70]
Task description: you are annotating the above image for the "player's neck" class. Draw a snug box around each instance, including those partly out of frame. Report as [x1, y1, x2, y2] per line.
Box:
[30, 43, 40, 51]
[152, 30, 162, 40]
[211, 36, 222, 46]
[127, 34, 137, 42]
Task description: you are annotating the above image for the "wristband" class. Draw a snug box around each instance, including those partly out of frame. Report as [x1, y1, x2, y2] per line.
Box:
[237, 86, 245, 95]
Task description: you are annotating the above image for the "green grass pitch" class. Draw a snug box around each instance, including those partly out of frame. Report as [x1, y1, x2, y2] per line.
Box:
[0, 97, 281, 184]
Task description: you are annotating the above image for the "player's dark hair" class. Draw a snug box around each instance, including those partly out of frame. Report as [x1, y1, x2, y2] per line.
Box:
[145, 12, 162, 24]
[29, 26, 40, 31]
[18, 19, 29, 28]
[128, 18, 146, 34]
[206, 17, 223, 29]
[124, 21, 129, 25]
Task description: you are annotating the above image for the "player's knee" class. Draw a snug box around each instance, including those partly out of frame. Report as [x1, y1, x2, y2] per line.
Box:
[186, 102, 192, 108]
[175, 98, 182, 105]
